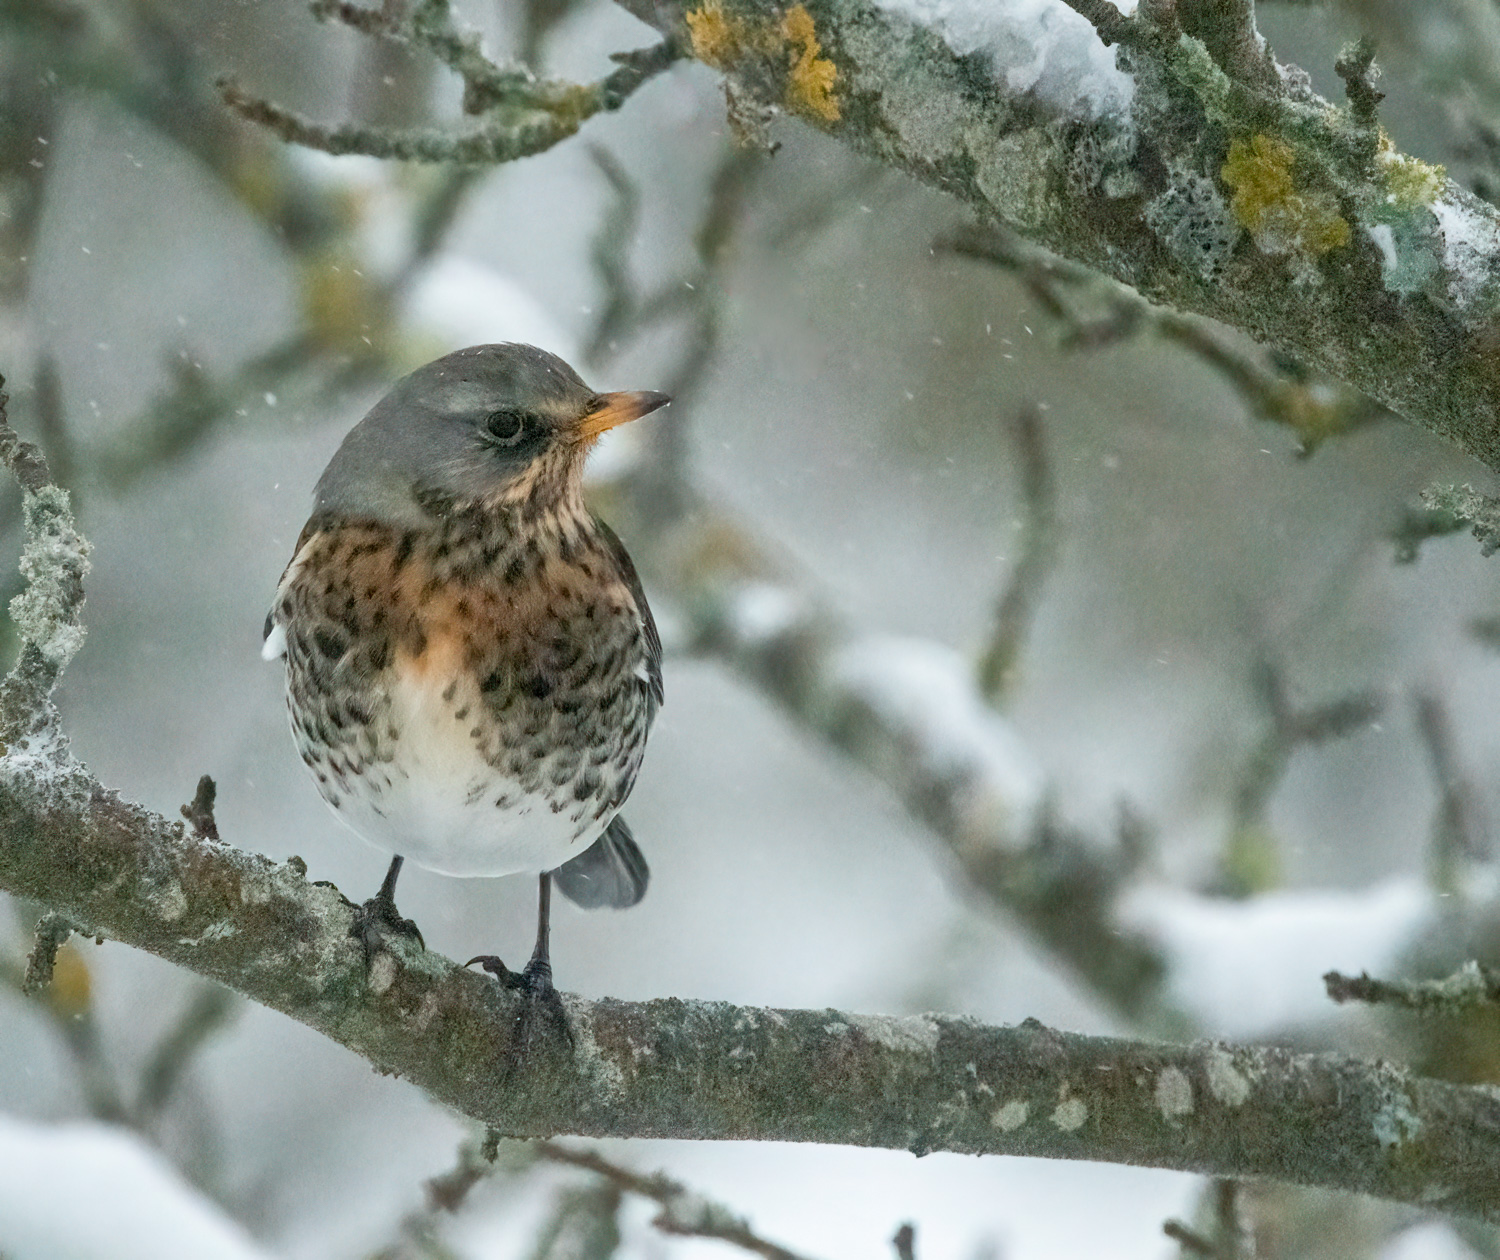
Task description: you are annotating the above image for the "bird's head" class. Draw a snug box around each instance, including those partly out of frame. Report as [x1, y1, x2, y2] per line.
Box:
[313, 343, 669, 525]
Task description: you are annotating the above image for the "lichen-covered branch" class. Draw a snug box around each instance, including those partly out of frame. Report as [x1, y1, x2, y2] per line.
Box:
[5, 772, 1500, 1218]
[220, 0, 678, 165]
[611, 0, 1500, 473]
[4, 379, 1500, 1220]
[1326, 962, 1500, 1015]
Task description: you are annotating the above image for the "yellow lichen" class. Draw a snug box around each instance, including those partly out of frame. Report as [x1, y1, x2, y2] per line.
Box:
[684, 1, 839, 124]
[686, 0, 745, 69]
[1377, 140, 1446, 208]
[1221, 133, 1349, 257]
[781, 4, 840, 122]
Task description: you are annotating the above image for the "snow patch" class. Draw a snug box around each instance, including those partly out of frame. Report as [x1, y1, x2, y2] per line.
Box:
[828, 636, 1047, 845]
[1432, 195, 1500, 306]
[872, 0, 1137, 118]
[1123, 878, 1435, 1037]
[727, 583, 806, 645]
[0, 1115, 272, 1260]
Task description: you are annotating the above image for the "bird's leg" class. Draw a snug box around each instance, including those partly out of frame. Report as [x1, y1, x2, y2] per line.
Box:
[350, 854, 425, 962]
[467, 874, 556, 996]
[467, 874, 571, 1060]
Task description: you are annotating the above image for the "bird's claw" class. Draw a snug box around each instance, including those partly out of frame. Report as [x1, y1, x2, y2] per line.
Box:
[465, 953, 554, 997]
[466, 953, 572, 1061]
[351, 893, 424, 964]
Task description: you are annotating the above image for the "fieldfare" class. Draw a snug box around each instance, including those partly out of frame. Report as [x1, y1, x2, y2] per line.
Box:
[263, 343, 667, 994]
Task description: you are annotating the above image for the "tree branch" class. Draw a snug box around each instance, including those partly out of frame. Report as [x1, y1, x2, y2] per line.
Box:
[1325, 962, 1500, 1015]
[4, 376, 1500, 1220]
[610, 0, 1500, 474]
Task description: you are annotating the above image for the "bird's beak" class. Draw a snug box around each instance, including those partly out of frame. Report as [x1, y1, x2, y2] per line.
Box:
[577, 390, 671, 440]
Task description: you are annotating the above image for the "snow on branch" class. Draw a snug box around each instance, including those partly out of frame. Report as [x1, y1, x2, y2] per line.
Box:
[612, 0, 1500, 474]
[588, 469, 1181, 1022]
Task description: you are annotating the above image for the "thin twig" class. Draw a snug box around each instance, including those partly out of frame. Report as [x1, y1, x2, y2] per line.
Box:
[180, 774, 219, 842]
[537, 1143, 818, 1260]
[978, 402, 1059, 703]
[1415, 690, 1489, 893]
[940, 226, 1388, 455]
[891, 1224, 916, 1260]
[136, 982, 239, 1117]
[1055, 0, 1141, 46]
[1325, 962, 1500, 1015]
[1222, 659, 1382, 896]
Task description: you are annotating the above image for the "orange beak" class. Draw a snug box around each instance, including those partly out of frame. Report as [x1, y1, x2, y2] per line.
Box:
[576, 390, 671, 440]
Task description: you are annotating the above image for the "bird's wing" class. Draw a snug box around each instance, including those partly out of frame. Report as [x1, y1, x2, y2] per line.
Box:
[593, 516, 663, 716]
[261, 519, 322, 661]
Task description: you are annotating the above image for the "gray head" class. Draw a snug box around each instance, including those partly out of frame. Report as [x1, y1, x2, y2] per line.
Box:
[313, 343, 668, 525]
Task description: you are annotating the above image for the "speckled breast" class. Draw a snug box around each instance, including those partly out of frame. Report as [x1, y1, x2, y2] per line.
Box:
[269, 500, 658, 877]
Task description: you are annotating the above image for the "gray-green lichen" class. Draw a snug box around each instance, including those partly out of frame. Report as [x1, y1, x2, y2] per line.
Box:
[11, 485, 89, 672]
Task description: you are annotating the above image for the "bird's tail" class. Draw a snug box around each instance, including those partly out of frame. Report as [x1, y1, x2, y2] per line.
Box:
[552, 815, 649, 910]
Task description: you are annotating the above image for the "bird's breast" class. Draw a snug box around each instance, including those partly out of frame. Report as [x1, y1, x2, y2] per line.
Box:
[276, 511, 654, 876]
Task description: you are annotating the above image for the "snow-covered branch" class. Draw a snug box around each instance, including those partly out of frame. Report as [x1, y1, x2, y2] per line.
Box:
[613, 0, 1500, 473]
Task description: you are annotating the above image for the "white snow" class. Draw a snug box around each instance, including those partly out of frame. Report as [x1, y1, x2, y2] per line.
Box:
[829, 635, 1048, 842]
[1432, 194, 1500, 306]
[402, 253, 577, 359]
[0, 1116, 273, 1260]
[871, 0, 1137, 117]
[1123, 878, 1440, 1038]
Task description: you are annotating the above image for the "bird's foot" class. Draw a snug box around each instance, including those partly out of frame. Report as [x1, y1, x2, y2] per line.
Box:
[466, 953, 572, 1059]
[466, 953, 554, 997]
[350, 891, 424, 964]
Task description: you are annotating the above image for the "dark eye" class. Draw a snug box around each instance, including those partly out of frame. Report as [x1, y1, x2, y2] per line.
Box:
[485, 409, 530, 446]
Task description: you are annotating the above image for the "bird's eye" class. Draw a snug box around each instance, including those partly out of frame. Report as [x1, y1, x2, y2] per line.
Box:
[485, 409, 529, 446]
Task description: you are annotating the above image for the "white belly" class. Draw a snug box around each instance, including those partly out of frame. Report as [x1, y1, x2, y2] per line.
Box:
[297, 663, 616, 879]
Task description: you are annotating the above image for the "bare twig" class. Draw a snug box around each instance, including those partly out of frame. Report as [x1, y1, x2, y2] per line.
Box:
[582, 142, 763, 521]
[3, 931, 128, 1124]
[1165, 1221, 1219, 1257]
[538, 1143, 817, 1260]
[978, 403, 1059, 703]
[1178, 0, 1278, 89]
[219, 7, 678, 166]
[1414, 691, 1488, 893]
[180, 774, 219, 842]
[22, 910, 76, 995]
[1055, 0, 1142, 46]
[1325, 962, 1500, 1015]
[136, 982, 239, 1118]
[891, 1223, 916, 1260]
[940, 226, 1387, 455]
[1415, 484, 1500, 557]
[1222, 659, 1383, 896]
[1164, 1180, 1255, 1259]
[582, 146, 643, 367]
[1334, 37, 1383, 132]
[527, 1180, 622, 1260]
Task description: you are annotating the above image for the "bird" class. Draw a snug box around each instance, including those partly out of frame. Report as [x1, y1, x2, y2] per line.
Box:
[262, 343, 667, 995]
